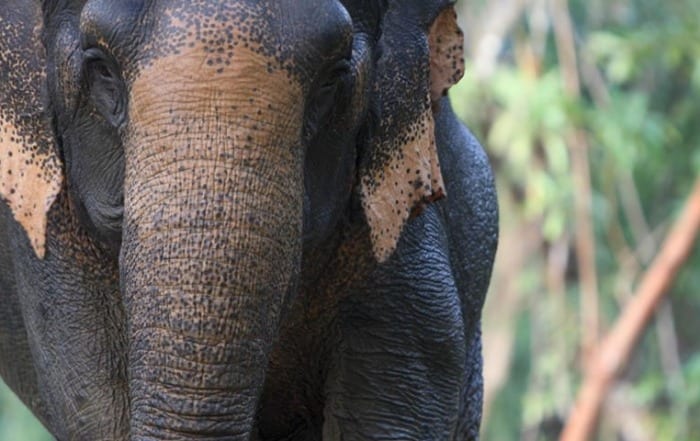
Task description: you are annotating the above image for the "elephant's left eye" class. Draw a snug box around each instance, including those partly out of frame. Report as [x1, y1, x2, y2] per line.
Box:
[319, 60, 351, 107]
[304, 59, 352, 139]
[83, 48, 127, 128]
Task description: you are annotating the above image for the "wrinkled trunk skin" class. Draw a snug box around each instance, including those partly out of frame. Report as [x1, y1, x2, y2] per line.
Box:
[121, 98, 302, 438]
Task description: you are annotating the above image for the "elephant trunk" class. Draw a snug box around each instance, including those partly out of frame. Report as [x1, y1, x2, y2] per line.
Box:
[121, 76, 303, 438]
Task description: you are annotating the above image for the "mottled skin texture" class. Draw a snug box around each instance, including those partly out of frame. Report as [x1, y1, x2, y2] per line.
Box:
[0, 0, 497, 440]
[261, 100, 496, 441]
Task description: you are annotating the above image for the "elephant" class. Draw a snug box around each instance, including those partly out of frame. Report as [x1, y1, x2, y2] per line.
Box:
[0, 0, 498, 440]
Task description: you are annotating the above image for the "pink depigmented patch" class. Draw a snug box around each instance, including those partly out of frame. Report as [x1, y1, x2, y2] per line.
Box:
[429, 6, 465, 104]
[0, 119, 62, 258]
[361, 105, 446, 262]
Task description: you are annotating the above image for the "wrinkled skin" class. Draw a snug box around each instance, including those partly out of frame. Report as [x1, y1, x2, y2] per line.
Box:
[0, 0, 497, 440]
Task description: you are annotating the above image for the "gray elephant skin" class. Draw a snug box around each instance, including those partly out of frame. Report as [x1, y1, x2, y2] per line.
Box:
[0, 0, 498, 440]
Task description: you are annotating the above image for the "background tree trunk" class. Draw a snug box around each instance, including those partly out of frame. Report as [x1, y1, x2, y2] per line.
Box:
[560, 179, 700, 441]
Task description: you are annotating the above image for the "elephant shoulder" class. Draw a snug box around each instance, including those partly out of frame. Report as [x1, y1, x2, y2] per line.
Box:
[433, 97, 498, 332]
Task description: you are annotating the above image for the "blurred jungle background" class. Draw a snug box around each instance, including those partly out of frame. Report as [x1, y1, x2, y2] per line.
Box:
[1, 0, 699, 439]
[453, 0, 700, 439]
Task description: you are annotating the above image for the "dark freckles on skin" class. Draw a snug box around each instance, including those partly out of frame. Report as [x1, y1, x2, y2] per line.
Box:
[84, 0, 355, 90]
[73, 0, 355, 255]
[78, 2, 356, 182]
[0, 0, 496, 439]
[0, 3, 64, 258]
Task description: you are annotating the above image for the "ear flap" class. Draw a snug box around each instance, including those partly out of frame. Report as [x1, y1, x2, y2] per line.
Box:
[1, 3, 64, 258]
[360, 3, 465, 262]
[429, 6, 465, 103]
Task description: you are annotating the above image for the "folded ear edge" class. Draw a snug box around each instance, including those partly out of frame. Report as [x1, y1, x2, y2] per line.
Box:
[429, 5, 465, 104]
[360, 5, 465, 263]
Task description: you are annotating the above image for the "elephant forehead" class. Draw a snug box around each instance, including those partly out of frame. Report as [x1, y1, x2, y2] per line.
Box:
[125, 1, 322, 83]
[128, 27, 303, 123]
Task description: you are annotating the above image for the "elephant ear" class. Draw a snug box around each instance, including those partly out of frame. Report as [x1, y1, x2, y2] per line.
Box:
[0, 2, 63, 258]
[360, 1, 465, 262]
[429, 6, 465, 104]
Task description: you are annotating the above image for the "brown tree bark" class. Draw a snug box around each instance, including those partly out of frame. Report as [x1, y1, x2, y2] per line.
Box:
[560, 179, 700, 441]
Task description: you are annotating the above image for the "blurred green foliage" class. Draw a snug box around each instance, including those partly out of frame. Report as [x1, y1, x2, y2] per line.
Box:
[453, 0, 700, 439]
[0, 382, 52, 440]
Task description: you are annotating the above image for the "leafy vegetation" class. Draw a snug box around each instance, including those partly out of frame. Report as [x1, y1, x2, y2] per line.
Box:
[0, 382, 51, 440]
[453, 0, 700, 439]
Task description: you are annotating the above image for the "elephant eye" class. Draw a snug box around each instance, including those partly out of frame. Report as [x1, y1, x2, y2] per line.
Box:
[304, 59, 352, 140]
[95, 63, 113, 80]
[83, 48, 127, 128]
[316, 61, 349, 114]
[325, 59, 351, 93]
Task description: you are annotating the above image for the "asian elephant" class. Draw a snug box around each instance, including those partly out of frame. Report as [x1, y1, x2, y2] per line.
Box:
[0, 0, 498, 440]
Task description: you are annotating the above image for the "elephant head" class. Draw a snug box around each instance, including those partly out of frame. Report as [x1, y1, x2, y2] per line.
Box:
[1, 0, 467, 438]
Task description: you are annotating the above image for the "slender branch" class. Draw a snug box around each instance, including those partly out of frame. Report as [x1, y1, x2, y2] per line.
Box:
[550, 0, 581, 94]
[617, 171, 688, 435]
[560, 179, 700, 441]
[550, 0, 600, 362]
[618, 171, 656, 263]
[654, 299, 688, 438]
